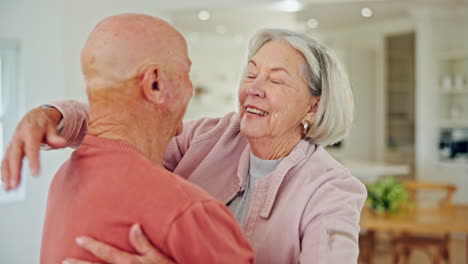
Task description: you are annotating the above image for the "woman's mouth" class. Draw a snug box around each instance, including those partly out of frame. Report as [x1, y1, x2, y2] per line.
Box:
[246, 106, 269, 116]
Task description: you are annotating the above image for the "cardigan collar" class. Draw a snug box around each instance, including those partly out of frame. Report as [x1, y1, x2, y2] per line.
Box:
[236, 139, 315, 218]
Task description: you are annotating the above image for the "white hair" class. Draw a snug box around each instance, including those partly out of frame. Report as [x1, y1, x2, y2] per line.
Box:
[244, 28, 354, 146]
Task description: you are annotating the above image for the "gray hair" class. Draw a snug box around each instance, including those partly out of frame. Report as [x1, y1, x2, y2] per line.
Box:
[244, 28, 354, 146]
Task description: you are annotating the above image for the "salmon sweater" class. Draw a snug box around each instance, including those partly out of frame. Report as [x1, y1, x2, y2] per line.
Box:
[48, 100, 368, 264]
[40, 135, 254, 264]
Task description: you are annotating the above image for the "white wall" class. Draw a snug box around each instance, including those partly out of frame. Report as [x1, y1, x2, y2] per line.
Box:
[346, 48, 377, 161]
[412, 7, 468, 203]
[0, 0, 67, 263]
[321, 17, 414, 161]
[184, 36, 247, 120]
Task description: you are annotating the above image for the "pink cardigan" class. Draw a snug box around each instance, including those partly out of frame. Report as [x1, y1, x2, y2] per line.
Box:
[50, 100, 368, 264]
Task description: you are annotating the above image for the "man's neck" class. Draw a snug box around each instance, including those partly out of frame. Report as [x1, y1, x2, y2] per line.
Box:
[87, 110, 173, 167]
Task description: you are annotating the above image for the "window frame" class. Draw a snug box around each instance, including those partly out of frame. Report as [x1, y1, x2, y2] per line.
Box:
[0, 38, 25, 203]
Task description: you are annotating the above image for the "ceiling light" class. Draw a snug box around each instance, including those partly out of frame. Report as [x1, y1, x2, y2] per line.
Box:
[307, 18, 319, 29]
[272, 0, 304, 12]
[198, 10, 210, 21]
[361, 7, 373, 18]
[216, 25, 227, 34]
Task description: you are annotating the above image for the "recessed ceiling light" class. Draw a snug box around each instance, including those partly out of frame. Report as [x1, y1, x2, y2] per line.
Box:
[307, 18, 319, 29]
[272, 0, 304, 12]
[361, 7, 373, 18]
[216, 25, 227, 34]
[198, 10, 210, 21]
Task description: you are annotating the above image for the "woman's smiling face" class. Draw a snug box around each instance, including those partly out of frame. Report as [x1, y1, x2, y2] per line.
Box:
[238, 40, 316, 141]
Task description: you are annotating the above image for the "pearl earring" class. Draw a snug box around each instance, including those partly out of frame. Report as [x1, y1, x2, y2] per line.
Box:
[303, 121, 310, 135]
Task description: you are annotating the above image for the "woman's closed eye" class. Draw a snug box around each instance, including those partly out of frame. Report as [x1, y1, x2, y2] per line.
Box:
[246, 73, 257, 79]
[269, 72, 288, 85]
[270, 79, 284, 85]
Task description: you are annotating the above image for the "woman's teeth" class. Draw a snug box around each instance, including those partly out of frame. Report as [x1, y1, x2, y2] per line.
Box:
[246, 107, 269, 116]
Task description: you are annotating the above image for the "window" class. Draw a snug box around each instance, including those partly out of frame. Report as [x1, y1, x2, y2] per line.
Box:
[0, 39, 25, 203]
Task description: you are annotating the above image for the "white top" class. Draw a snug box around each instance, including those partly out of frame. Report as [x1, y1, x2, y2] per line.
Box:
[228, 152, 283, 225]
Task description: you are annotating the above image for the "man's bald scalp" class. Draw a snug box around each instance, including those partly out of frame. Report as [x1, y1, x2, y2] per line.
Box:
[81, 13, 185, 88]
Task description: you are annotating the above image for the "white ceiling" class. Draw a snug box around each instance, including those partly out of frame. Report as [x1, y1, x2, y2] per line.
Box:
[161, 0, 467, 11]
[167, 0, 468, 37]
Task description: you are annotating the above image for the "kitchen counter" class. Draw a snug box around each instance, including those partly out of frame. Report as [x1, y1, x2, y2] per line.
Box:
[342, 160, 410, 183]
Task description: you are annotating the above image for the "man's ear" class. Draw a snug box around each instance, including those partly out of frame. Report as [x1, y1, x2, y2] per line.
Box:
[141, 64, 165, 105]
[303, 96, 321, 124]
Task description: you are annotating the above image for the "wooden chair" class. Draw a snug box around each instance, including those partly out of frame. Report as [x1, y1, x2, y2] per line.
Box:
[359, 230, 375, 264]
[392, 180, 457, 264]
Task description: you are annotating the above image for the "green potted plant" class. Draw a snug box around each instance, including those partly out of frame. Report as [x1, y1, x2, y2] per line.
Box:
[366, 177, 408, 213]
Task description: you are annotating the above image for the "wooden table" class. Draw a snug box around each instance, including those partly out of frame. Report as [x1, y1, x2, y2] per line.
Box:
[360, 204, 468, 263]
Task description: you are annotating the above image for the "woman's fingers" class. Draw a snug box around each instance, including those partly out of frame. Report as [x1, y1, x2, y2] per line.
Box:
[3, 141, 25, 189]
[71, 226, 174, 264]
[129, 224, 154, 255]
[75, 236, 137, 263]
[1, 156, 11, 189]
[23, 125, 44, 176]
[129, 224, 174, 264]
[62, 258, 102, 264]
[1, 107, 64, 190]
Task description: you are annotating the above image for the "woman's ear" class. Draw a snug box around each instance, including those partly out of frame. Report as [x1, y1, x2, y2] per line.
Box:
[304, 96, 321, 124]
[141, 65, 164, 104]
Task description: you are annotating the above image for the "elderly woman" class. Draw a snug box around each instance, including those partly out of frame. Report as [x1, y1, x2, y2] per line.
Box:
[2, 29, 366, 263]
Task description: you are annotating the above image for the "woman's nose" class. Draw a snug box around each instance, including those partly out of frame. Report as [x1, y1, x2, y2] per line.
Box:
[246, 79, 266, 98]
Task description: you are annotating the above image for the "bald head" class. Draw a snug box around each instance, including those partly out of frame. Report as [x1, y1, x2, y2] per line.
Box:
[81, 13, 187, 88]
[83, 14, 193, 164]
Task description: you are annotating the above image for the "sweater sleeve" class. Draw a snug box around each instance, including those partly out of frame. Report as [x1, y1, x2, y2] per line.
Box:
[163, 115, 230, 174]
[48, 100, 89, 149]
[163, 120, 197, 174]
[299, 168, 367, 264]
[164, 200, 254, 264]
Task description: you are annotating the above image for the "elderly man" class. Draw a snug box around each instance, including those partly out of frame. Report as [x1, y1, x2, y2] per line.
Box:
[39, 13, 253, 264]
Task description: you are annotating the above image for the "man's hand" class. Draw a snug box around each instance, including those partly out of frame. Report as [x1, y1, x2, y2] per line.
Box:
[1, 107, 67, 190]
[62, 224, 174, 264]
